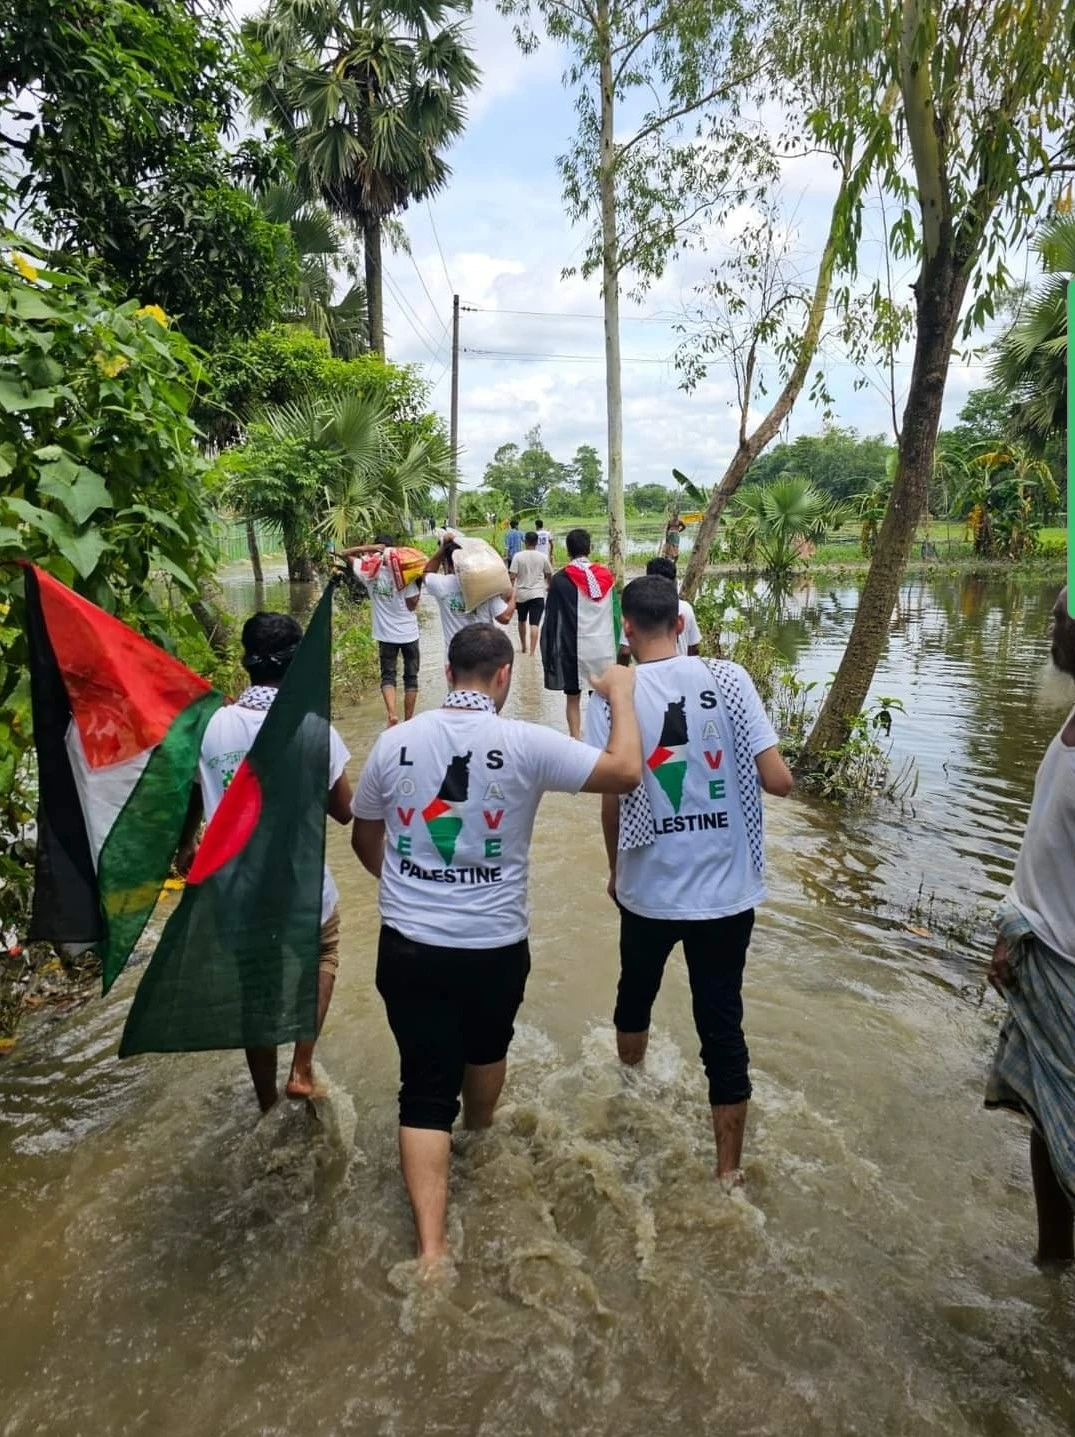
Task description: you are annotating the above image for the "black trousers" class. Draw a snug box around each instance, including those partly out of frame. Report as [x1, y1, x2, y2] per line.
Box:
[616, 906, 755, 1106]
[376, 925, 531, 1131]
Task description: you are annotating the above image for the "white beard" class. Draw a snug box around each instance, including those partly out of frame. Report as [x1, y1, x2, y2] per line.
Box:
[1037, 659, 1075, 709]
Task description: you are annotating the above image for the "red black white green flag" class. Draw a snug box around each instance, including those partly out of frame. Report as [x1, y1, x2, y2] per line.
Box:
[119, 581, 334, 1056]
[24, 565, 222, 991]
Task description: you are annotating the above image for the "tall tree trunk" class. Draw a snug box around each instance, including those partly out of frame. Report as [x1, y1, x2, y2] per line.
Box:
[597, 0, 626, 583]
[282, 524, 316, 584]
[245, 518, 263, 584]
[189, 578, 232, 659]
[680, 187, 845, 601]
[797, 251, 969, 768]
[364, 216, 384, 355]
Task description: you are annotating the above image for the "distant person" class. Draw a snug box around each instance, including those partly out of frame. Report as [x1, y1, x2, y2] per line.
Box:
[534, 518, 554, 563]
[345, 535, 421, 728]
[505, 517, 524, 566]
[986, 587, 1075, 1266]
[423, 536, 516, 647]
[663, 517, 687, 566]
[650, 557, 702, 655]
[541, 528, 619, 739]
[177, 613, 353, 1112]
[509, 530, 553, 656]
[351, 623, 641, 1265]
[584, 576, 793, 1188]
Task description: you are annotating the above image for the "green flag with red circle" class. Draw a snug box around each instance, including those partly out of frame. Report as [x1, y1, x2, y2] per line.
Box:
[119, 584, 334, 1056]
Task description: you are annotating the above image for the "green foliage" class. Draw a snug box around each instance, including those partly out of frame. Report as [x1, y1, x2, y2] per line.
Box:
[992, 215, 1075, 452]
[955, 443, 1059, 559]
[0, 245, 218, 940]
[1, 0, 296, 350]
[482, 428, 607, 515]
[627, 482, 675, 514]
[726, 477, 849, 573]
[747, 428, 893, 505]
[212, 391, 450, 577]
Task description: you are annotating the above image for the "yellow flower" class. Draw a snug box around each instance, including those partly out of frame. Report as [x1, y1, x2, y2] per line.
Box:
[134, 303, 168, 327]
[9, 252, 39, 283]
[93, 352, 130, 378]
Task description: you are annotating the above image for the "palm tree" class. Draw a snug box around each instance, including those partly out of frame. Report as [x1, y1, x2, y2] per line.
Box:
[257, 182, 369, 359]
[954, 441, 1059, 558]
[992, 213, 1074, 450]
[244, 0, 479, 354]
[728, 476, 849, 575]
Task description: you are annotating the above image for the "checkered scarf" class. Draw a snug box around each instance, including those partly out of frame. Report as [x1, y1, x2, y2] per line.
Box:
[615, 659, 765, 875]
[236, 685, 278, 711]
[443, 690, 498, 714]
[566, 556, 603, 600]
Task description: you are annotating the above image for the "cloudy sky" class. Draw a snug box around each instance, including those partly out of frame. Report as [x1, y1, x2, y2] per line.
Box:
[237, 1, 1022, 496]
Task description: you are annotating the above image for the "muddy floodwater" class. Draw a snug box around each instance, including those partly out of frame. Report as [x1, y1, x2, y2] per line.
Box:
[3, 570, 1074, 1436]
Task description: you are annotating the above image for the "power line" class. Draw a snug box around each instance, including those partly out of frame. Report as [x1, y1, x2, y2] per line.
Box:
[462, 346, 673, 365]
[427, 202, 455, 299]
[383, 270, 446, 366]
[461, 303, 673, 324]
[408, 250, 452, 344]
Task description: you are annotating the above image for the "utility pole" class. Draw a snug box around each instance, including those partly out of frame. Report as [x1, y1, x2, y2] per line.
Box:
[448, 293, 460, 527]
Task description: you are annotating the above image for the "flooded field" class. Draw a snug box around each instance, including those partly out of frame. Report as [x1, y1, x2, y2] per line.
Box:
[2, 569, 1073, 1436]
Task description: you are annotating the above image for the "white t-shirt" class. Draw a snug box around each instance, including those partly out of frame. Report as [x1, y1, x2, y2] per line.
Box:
[510, 548, 553, 603]
[1010, 713, 1075, 962]
[677, 599, 701, 656]
[352, 707, 601, 947]
[361, 561, 420, 644]
[583, 656, 777, 921]
[534, 530, 553, 559]
[198, 702, 350, 924]
[424, 572, 508, 644]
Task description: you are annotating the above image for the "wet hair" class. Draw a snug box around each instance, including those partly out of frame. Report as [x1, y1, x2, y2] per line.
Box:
[241, 611, 303, 684]
[621, 575, 678, 635]
[524, 530, 539, 546]
[374, 532, 393, 546]
[447, 623, 515, 683]
[565, 527, 591, 559]
[509, 517, 520, 528]
[646, 556, 677, 583]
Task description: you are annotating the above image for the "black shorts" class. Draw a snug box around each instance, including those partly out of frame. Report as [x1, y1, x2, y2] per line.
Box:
[376, 925, 531, 1131]
[517, 597, 546, 625]
[378, 640, 420, 691]
[616, 906, 755, 1106]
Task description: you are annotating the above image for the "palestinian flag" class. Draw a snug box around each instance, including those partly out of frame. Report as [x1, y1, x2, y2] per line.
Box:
[540, 560, 621, 692]
[120, 582, 334, 1056]
[647, 696, 689, 814]
[24, 565, 222, 991]
[422, 751, 472, 864]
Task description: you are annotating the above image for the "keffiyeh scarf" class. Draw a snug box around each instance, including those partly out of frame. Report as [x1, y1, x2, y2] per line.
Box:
[443, 690, 498, 714]
[566, 556, 603, 600]
[236, 685, 278, 711]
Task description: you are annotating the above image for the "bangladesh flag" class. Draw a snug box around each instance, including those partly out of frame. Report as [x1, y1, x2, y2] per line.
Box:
[647, 696, 689, 813]
[24, 564, 222, 991]
[119, 581, 334, 1057]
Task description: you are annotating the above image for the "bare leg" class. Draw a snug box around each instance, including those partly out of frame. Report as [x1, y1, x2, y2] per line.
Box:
[565, 693, 581, 740]
[403, 688, 418, 720]
[399, 1126, 452, 1261]
[245, 1047, 279, 1113]
[529, 624, 539, 656]
[617, 1028, 648, 1066]
[1031, 1127, 1075, 1265]
[712, 1101, 749, 1183]
[462, 1059, 506, 1129]
[518, 618, 528, 654]
[382, 683, 398, 727]
[286, 970, 335, 1099]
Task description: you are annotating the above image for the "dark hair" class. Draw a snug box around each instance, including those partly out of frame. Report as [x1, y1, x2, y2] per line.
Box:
[524, 530, 539, 546]
[646, 556, 677, 583]
[509, 517, 519, 528]
[447, 623, 515, 683]
[241, 611, 303, 684]
[565, 527, 591, 559]
[442, 538, 461, 571]
[621, 575, 678, 635]
[374, 532, 393, 547]
[535, 518, 544, 529]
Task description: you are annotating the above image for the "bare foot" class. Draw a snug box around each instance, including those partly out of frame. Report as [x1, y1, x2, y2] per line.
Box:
[717, 1167, 745, 1193]
[285, 1072, 328, 1101]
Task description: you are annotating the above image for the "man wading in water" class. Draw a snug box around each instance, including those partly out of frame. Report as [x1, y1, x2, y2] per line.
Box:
[986, 586, 1075, 1266]
[351, 623, 641, 1266]
[178, 614, 353, 1109]
[584, 576, 793, 1187]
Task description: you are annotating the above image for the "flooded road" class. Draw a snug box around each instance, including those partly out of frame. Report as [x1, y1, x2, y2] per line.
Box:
[2, 570, 1074, 1435]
